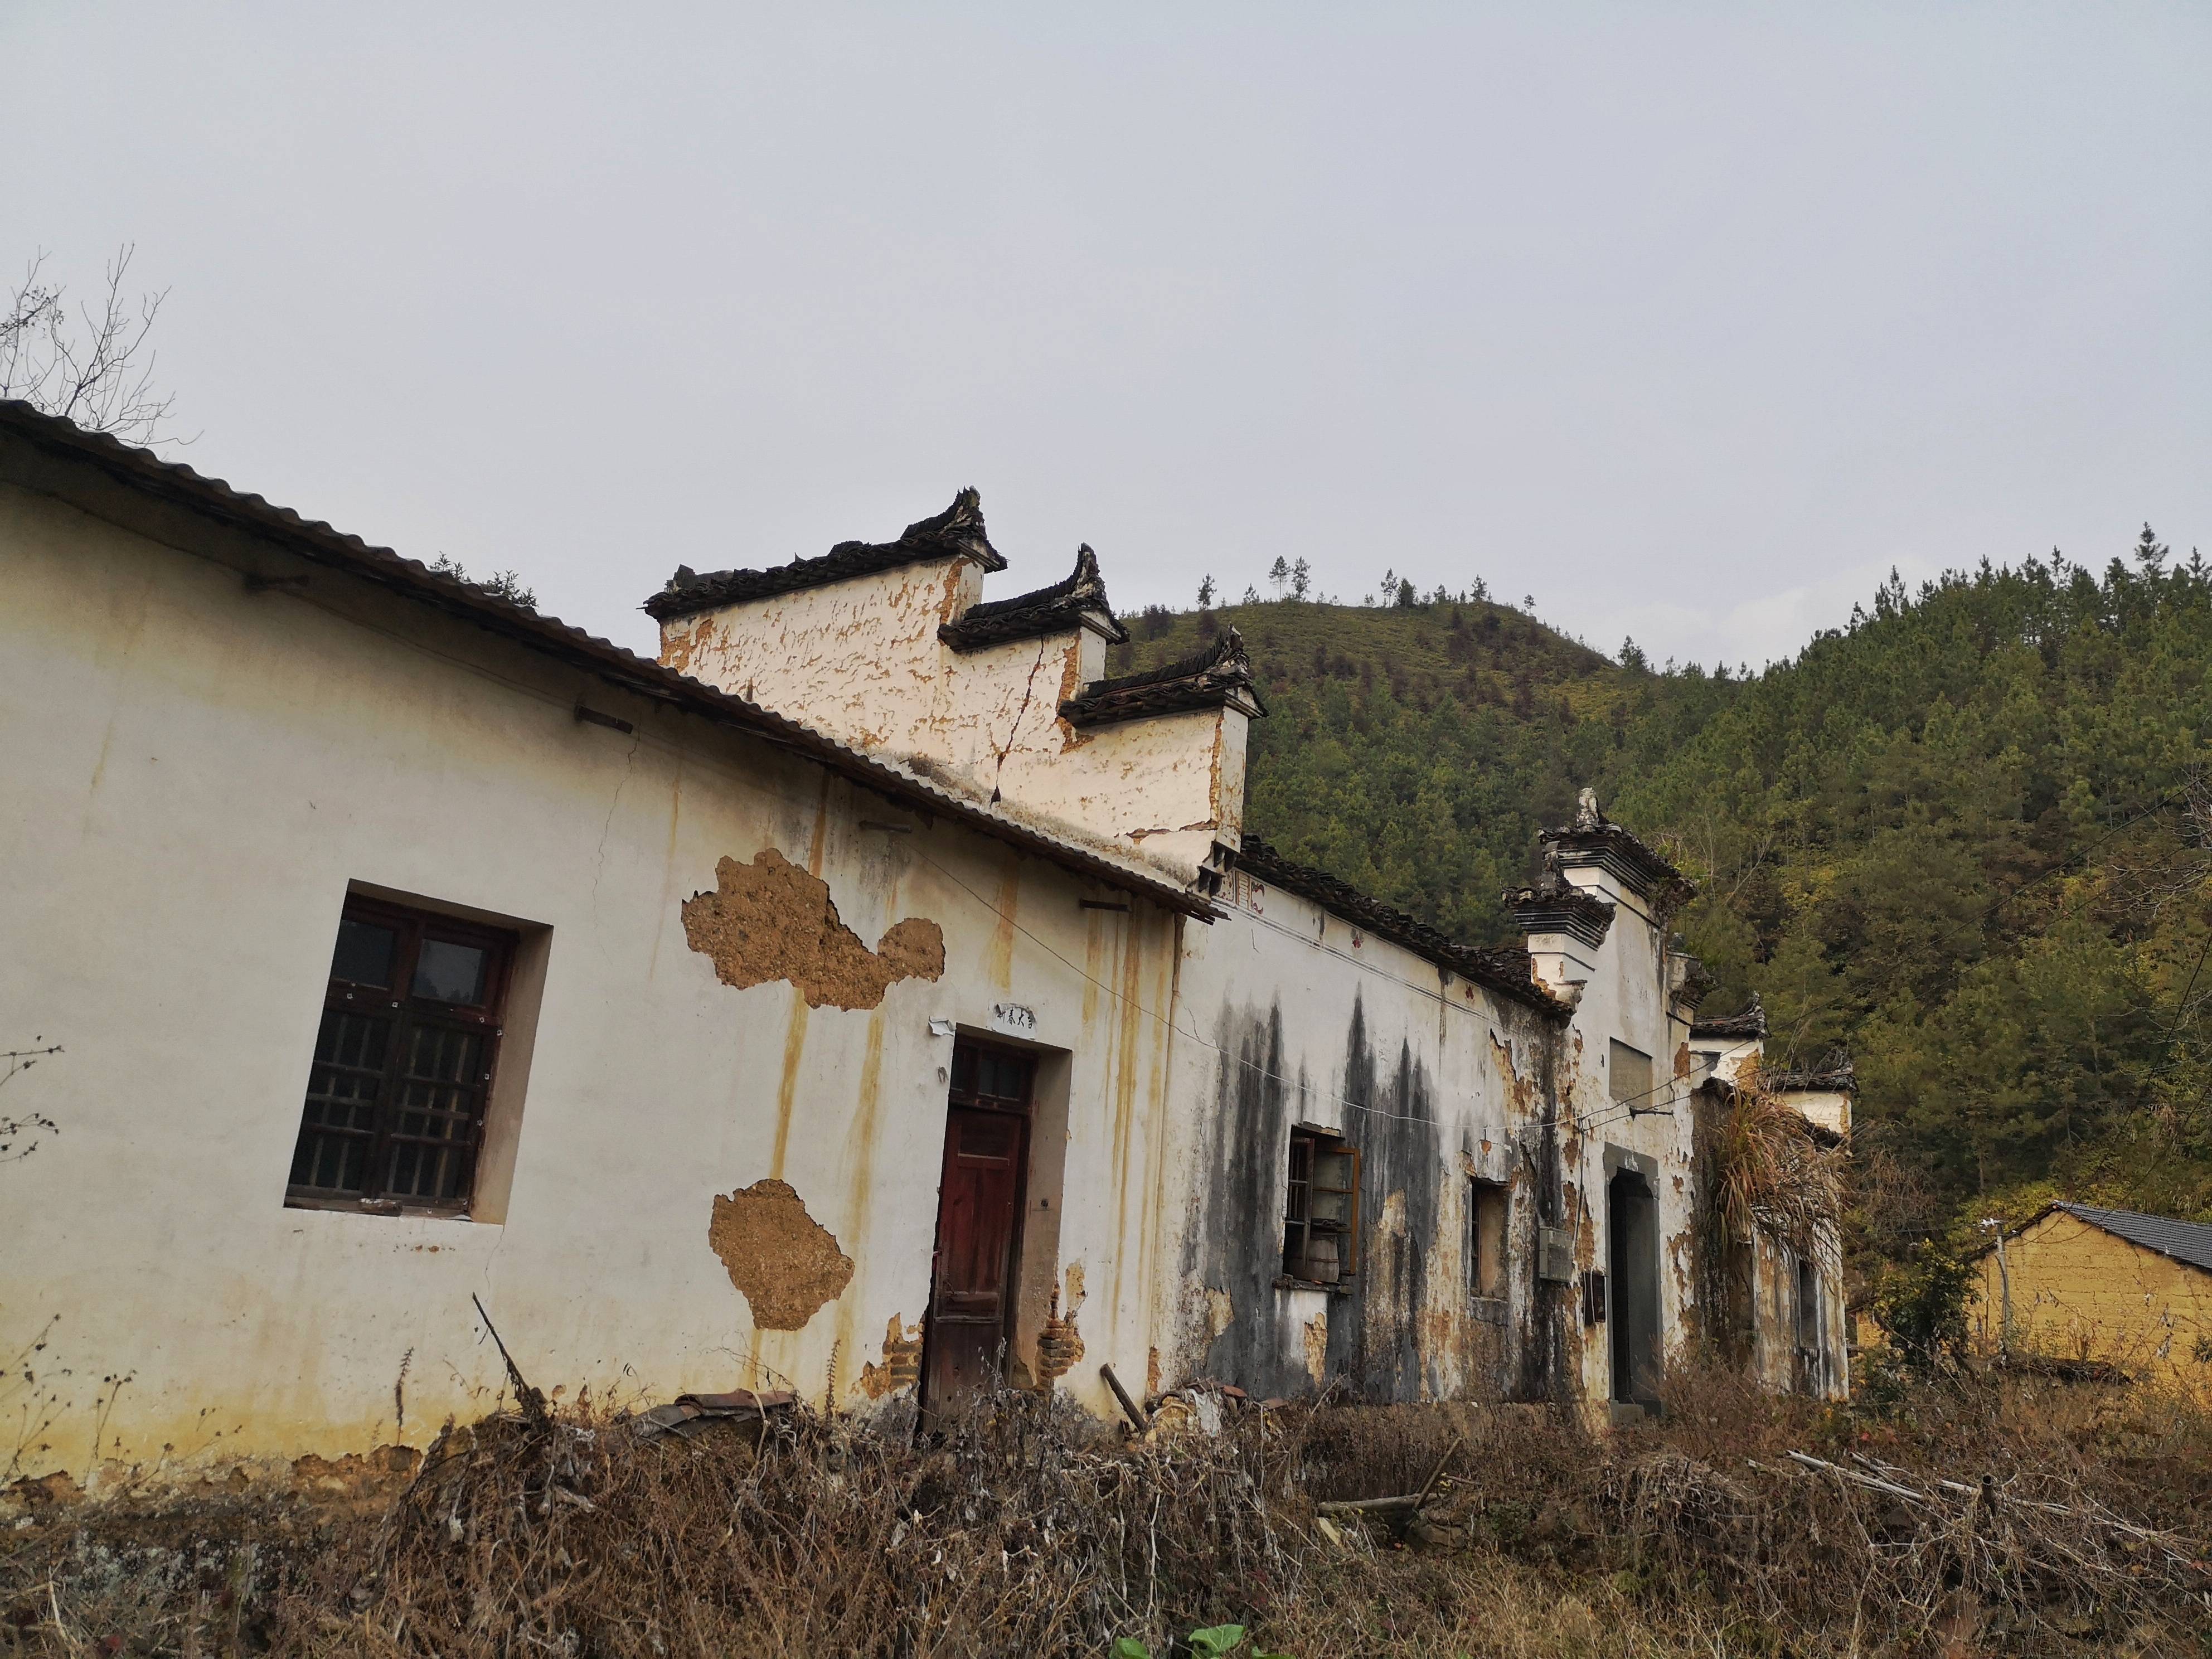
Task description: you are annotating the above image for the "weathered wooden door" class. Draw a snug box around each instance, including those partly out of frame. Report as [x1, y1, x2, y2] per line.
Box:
[923, 1041, 1033, 1411]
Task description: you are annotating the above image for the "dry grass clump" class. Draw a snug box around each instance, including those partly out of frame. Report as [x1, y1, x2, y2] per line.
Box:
[1716, 1078, 1846, 1259]
[4, 1366, 2210, 1657]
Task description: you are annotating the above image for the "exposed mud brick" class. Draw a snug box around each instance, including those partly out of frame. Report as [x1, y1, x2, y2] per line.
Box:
[709, 1178, 855, 1330]
[682, 847, 945, 1010]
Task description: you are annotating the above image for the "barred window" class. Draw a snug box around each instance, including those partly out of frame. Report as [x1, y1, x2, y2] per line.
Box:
[287, 895, 516, 1215]
[1282, 1126, 1359, 1287]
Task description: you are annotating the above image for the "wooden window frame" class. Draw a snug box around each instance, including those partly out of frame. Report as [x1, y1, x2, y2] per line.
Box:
[285, 894, 517, 1217]
[1280, 1124, 1360, 1290]
[1469, 1177, 1510, 1299]
[946, 1036, 1039, 1116]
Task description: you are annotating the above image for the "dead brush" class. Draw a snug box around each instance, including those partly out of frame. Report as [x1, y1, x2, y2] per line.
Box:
[304, 1386, 1316, 1658]
[9, 1371, 2212, 1658]
[1598, 1362, 2212, 1651]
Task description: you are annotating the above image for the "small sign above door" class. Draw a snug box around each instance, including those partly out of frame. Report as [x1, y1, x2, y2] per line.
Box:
[989, 1002, 1038, 1038]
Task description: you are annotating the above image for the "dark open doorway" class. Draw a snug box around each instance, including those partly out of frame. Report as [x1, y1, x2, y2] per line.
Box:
[921, 1039, 1034, 1413]
[1607, 1168, 1662, 1409]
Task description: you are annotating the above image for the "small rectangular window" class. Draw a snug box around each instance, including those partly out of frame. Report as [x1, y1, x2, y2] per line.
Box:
[287, 895, 517, 1214]
[1608, 1039, 1653, 1107]
[1283, 1126, 1359, 1286]
[1794, 1252, 1820, 1353]
[1469, 1179, 1508, 1298]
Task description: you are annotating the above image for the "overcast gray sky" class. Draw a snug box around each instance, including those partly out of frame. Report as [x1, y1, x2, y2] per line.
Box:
[7, 3, 2206, 669]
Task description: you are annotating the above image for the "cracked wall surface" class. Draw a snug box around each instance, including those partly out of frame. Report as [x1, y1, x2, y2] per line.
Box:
[657, 559, 1244, 883]
[682, 847, 944, 1010]
[709, 1178, 856, 1330]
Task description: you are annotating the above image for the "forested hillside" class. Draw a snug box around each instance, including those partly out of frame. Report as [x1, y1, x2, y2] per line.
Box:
[1111, 528, 2212, 1225]
[1103, 596, 1728, 942]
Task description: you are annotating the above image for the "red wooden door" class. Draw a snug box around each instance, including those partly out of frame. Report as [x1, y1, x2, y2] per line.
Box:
[923, 1042, 1033, 1411]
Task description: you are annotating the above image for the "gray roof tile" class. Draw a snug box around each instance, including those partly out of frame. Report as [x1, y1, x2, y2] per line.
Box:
[2055, 1204, 2212, 1274]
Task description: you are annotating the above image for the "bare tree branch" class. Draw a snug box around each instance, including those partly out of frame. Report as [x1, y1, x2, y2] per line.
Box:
[1, 246, 186, 447]
[0, 1040, 62, 1165]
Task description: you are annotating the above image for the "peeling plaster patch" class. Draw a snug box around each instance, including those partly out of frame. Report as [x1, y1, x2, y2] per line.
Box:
[659, 614, 717, 677]
[1042, 1265, 1089, 1382]
[1037, 1266, 1087, 1385]
[1302, 1313, 1328, 1384]
[856, 1313, 924, 1399]
[1147, 1346, 1162, 1398]
[683, 847, 945, 1010]
[708, 1179, 855, 1330]
[289, 1446, 421, 1494]
[1204, 1287, 1235, 1343]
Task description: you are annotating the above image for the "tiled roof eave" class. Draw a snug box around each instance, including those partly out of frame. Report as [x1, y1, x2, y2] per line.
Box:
[939, 604, 1129, 653]
[1503, 885, 1617, 949]
[1060, 682, 1265, 729]
[1541, 823, 1692, 901]
[0, 402, 1216, 923]
[1691, 1018, 1764, 1039]
[1236, 836, 1565, 1018]
[643, 541, 1000, 622]
[1991, 1202, 2212, 1276]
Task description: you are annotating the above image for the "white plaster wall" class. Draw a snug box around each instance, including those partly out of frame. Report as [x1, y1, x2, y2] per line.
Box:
[1781, 1088, 1852, 1138]
[662, 574, 1243, 882]
[1154, 873, 1559, 1403]
[1542, 868, 1702, 1415]
[1691, 1035, 1762, 1088]
[658, 556, 983, 753]
[1, 484, 1180, 1481]
[1749, 1226, 1850, 1400]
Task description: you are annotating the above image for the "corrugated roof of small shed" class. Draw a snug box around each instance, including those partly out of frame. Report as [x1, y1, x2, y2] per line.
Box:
[2054, 1204, 2212, 1275]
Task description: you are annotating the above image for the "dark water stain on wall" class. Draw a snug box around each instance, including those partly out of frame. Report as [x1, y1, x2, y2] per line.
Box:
[1179, 993, 1456, 1403]
[1186, 991, 1562, 1405]
[1186, 1000, 1314, 1399]
[1325, 993, 1441, 1399]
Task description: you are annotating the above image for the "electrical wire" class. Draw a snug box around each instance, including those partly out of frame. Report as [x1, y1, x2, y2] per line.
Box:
[901, 840, 1707, 1139]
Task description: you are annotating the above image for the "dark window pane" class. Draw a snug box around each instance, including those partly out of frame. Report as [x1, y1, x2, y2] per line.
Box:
[413, 940, 488, 1005]
[292, 898, 516, 1213]
[382, 1023, 484, 1203]
[332, 918, 397, 987]
[289, 1007, 391, 1195]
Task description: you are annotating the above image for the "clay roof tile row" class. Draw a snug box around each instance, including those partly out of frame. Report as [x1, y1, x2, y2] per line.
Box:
[1060, 628, 1268, 728]
[0, 402, 1215, 920]
[939, 543, 1129, 651]
[1233, 835, 1564, 1018]
[642, 488, 1007, 622]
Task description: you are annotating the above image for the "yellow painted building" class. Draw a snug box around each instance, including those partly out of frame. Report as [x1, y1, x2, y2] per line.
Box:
[1975, 1204, 2212, 1391]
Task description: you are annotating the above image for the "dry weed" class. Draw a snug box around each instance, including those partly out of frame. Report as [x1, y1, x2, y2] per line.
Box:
[3, 1367, 2208, 1657]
